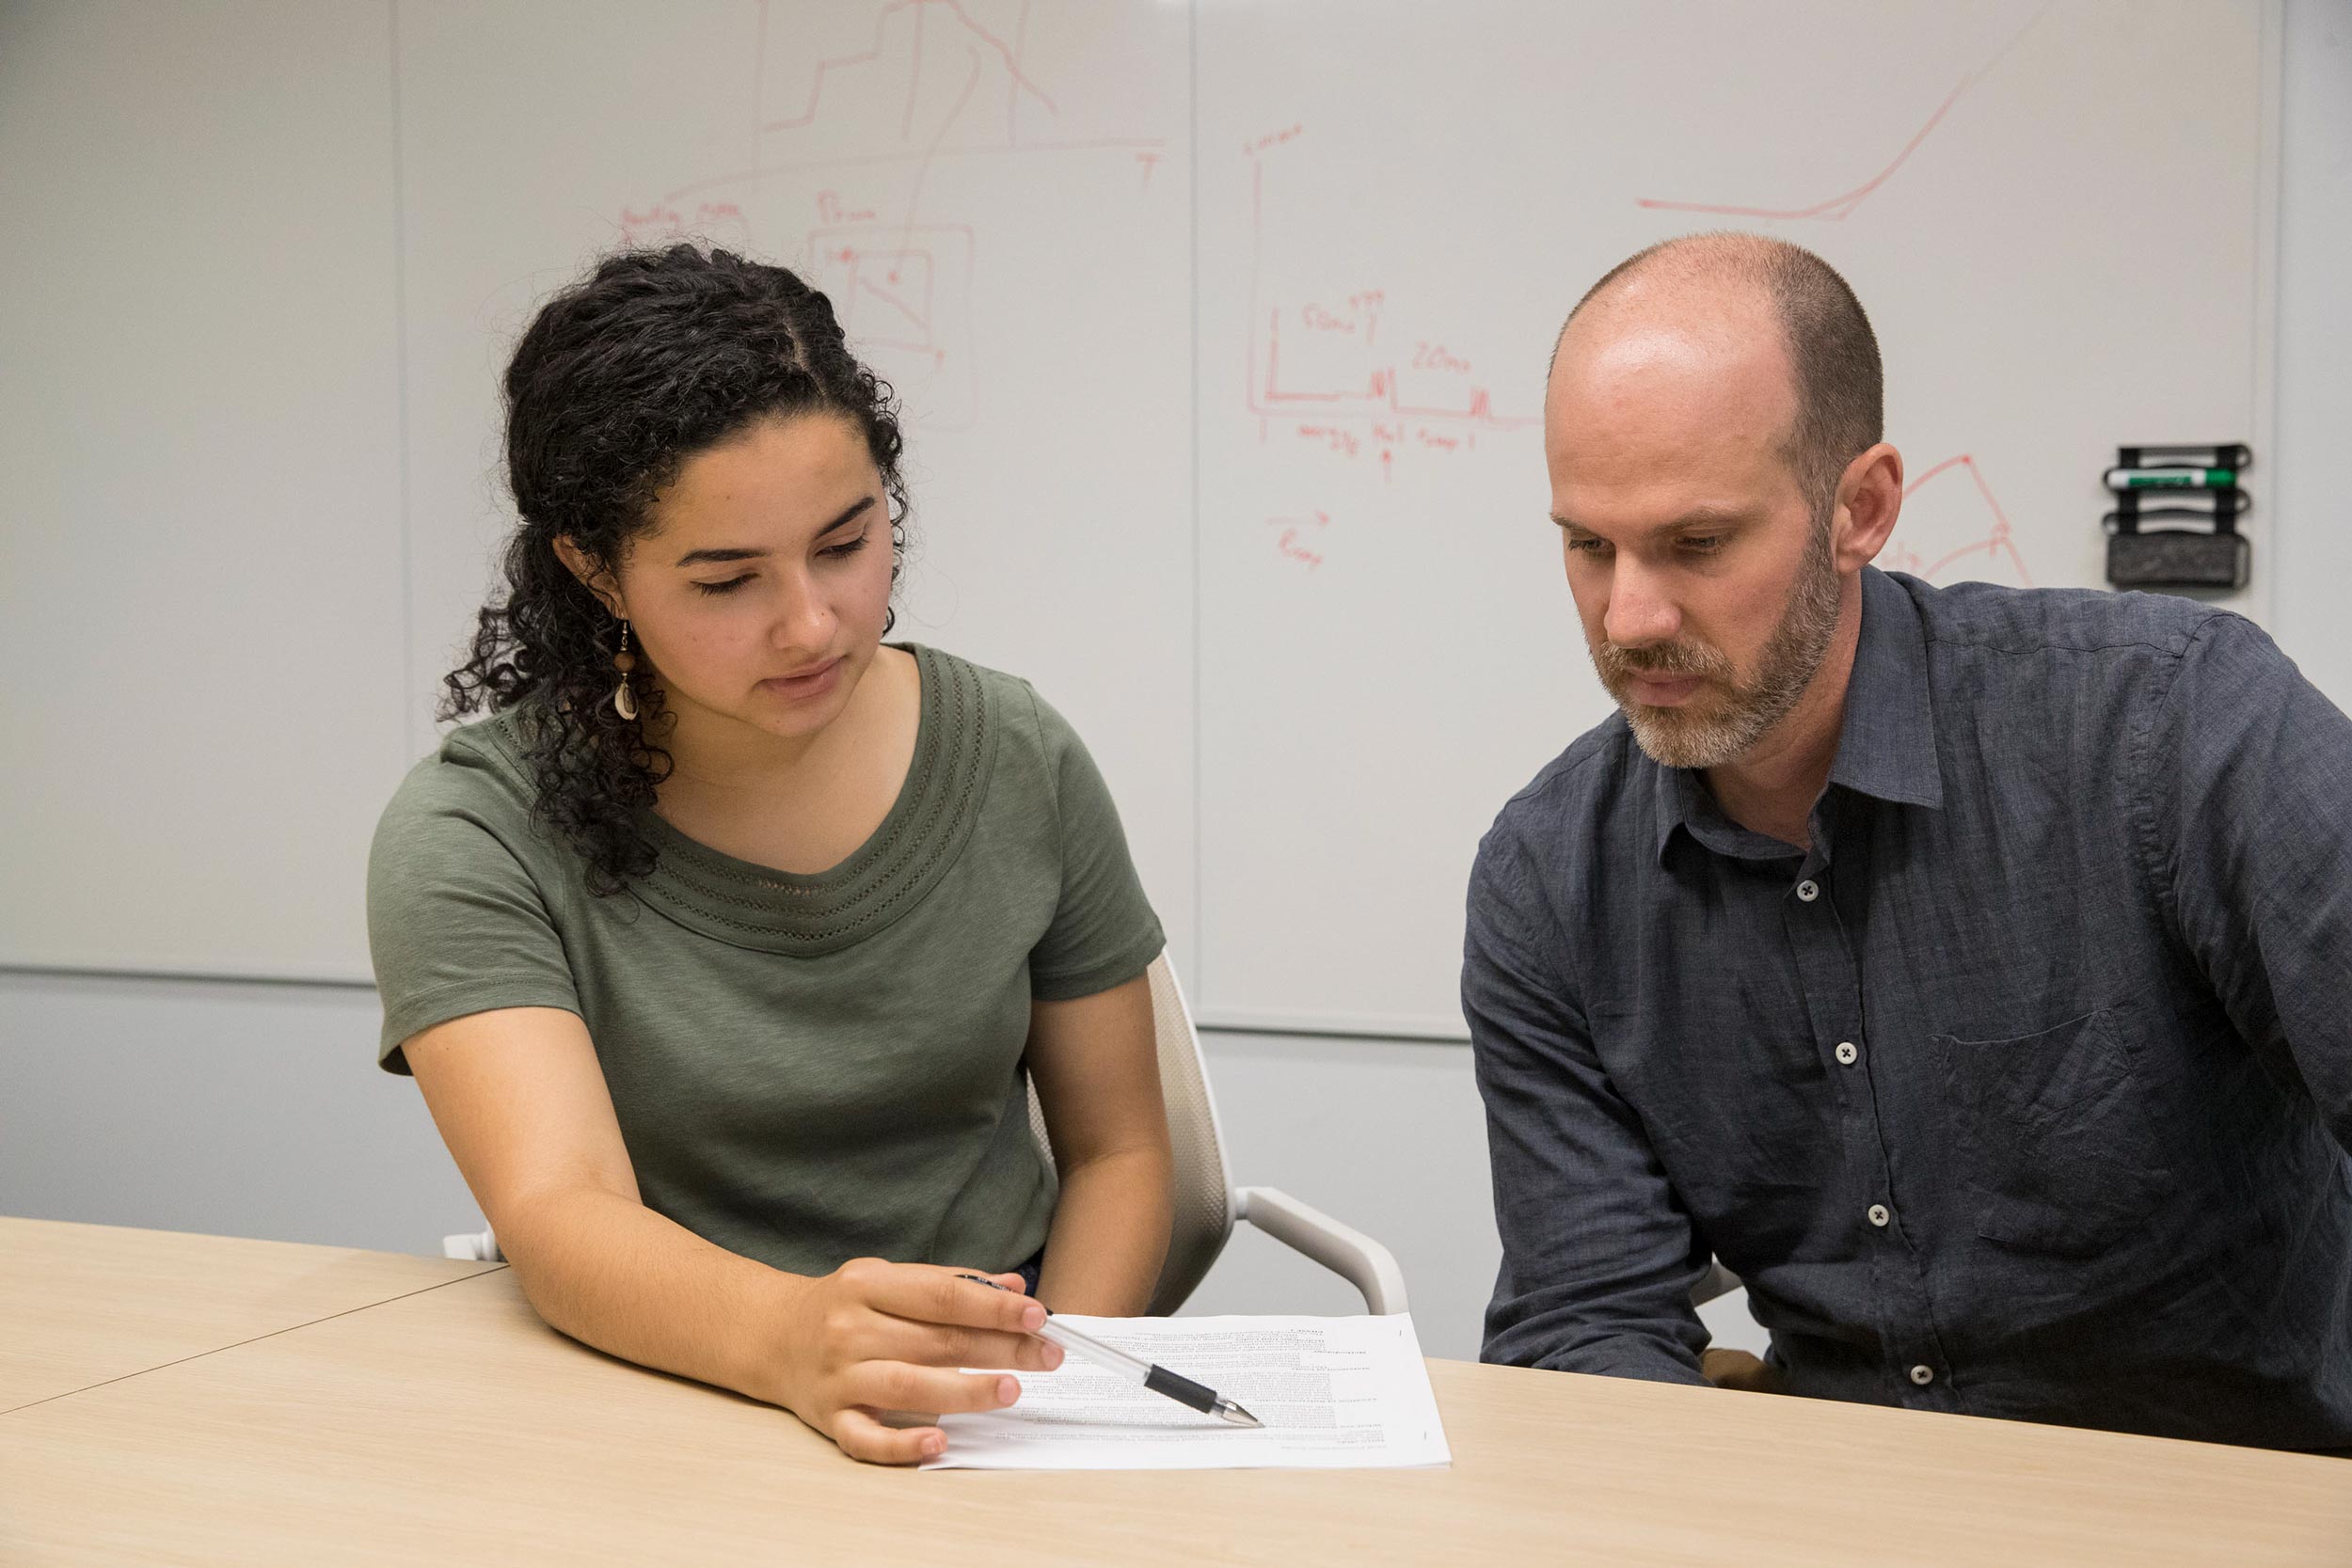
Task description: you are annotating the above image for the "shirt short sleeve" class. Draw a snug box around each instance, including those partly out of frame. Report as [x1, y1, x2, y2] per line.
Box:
[366, 752, 582, 1074]
[1019, 688, 1166, 1000]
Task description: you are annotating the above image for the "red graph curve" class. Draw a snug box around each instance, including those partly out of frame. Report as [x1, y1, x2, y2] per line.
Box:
[1637, 10, 2042, 222]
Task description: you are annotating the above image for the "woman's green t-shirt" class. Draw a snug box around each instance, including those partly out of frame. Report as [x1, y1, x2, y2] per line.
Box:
[365, 644, 1165, 1278]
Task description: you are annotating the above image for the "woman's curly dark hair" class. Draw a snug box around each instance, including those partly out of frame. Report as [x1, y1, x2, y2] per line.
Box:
[441, 244, 910, 895]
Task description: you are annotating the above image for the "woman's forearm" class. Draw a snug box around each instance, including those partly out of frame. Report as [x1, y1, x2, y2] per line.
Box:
[498, 1182, 803, 1404]
[1034, 1147, 1173, 1314]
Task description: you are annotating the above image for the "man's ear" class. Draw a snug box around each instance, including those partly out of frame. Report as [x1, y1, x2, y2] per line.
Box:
[552, 535, 626, 618]
[1832, 443, 1904, 573]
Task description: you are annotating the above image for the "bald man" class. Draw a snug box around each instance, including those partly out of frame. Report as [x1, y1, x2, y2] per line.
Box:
[1463, 232, 2352, 1451]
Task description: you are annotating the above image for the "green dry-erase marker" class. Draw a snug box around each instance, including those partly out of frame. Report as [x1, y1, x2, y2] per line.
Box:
[2104, 467, 2236, 491]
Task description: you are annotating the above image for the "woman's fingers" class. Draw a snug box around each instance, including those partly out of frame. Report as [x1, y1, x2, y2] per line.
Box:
[847, 1361, 1022, 1419]
[807, 1266, 1048, 1465]
[831, 1406, 945, 1466]
[869, 1317, 1063, 1373]
[855, 1261, 1047, 1336]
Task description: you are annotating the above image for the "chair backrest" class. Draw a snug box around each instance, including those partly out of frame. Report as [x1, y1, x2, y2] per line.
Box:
[1025, 952, 1236, 1315]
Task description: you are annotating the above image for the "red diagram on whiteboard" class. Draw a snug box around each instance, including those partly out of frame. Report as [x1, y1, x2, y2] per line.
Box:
[755, 0, 1056, 136]
[1245, 131, 1539, 475]
[1636, 12, 2042, 221]
[804, 223, 978, 425]
[611, 1, 1170, 431]
[804, 223, 973, 358]
[649, 0, 1168, 209]
[1883, 453, 2033, 586]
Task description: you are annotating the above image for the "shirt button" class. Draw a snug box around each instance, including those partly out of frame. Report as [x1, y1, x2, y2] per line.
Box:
[1867, 1203, 1891, 1227]
[1909, 1365, 1935, 1386]
[1795, 879, 1820, 902]
[1836, 1041, 1859, 1065]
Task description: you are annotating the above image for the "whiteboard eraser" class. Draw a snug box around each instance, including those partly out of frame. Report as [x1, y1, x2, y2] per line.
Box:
[2106, 531, 2249, 591]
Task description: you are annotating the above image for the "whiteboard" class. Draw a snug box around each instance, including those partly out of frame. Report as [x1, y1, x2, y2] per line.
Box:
[2, 2, 2277, 1041]
[1192, 0, 2276, 1035]
[0, 1, 408, 981]
[393, 0, 1200, 980]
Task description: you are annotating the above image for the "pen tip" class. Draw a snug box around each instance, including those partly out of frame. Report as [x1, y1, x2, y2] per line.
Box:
[1220, 1402, 1263, 1429]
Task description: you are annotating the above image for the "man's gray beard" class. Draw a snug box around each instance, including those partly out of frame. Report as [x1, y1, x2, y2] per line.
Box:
[1603, 521, 1843, 771]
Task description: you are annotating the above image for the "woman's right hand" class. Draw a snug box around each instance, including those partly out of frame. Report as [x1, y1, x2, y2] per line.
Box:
[771, 1259, 1066, 1465]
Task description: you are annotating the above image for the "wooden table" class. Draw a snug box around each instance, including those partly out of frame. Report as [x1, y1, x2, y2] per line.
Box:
[0, 1216, 494, 1414]
[1, 1223, 2345, 1565]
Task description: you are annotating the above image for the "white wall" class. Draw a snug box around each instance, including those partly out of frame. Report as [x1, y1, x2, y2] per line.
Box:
[0, 972, 469, 1255]
[0, 971, 1731, 1362]
[2, 0, 2344, 1370]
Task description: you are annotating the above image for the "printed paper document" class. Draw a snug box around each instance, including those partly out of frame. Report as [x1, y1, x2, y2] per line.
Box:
[925, 1312, 1451, 1470]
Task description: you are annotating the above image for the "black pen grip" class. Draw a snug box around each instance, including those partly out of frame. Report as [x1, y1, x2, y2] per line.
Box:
[1143, 1364, 1217, 1415]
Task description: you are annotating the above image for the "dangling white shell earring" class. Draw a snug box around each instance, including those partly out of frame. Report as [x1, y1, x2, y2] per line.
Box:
[612, 619, 639, 720]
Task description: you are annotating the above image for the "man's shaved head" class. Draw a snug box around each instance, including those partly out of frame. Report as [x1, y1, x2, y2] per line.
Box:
[1554, 232, 1882, 514]
[1544, 233, 1896, 771]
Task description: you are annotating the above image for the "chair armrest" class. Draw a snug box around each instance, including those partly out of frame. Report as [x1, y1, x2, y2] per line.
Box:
[1232, 1186, 1409, 1315]
[1692, 1259, 1741, 1307]
[442, 1227, 501, 1262]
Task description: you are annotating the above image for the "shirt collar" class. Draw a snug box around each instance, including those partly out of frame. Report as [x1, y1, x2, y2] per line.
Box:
[1830, 566, 1944, 811]
[1649, 565, 1943, 863]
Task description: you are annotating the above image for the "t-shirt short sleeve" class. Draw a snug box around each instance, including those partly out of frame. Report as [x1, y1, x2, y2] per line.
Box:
[1020, 688, 1166, 1001]
[366, 753, 582, 1074]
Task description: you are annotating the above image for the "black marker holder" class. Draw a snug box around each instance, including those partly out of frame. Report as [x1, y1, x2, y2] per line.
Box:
[2105, 443, 2251, 592]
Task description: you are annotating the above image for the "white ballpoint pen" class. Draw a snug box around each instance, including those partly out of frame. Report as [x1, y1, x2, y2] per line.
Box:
[959, 1275, 1263, 1427]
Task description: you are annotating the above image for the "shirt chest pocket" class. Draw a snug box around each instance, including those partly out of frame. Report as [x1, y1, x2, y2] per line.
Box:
[1935, 1006, 2173, 1259]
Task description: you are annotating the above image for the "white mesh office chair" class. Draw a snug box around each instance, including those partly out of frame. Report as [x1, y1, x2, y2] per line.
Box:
[445, 952, 1409, 1316]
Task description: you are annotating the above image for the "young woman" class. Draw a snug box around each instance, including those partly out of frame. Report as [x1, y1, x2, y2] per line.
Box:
[368, 245, 1174, 1465]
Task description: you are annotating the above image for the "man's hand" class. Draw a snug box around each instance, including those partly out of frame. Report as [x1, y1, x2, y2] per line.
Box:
[1701, 1347, 1786, 1394]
